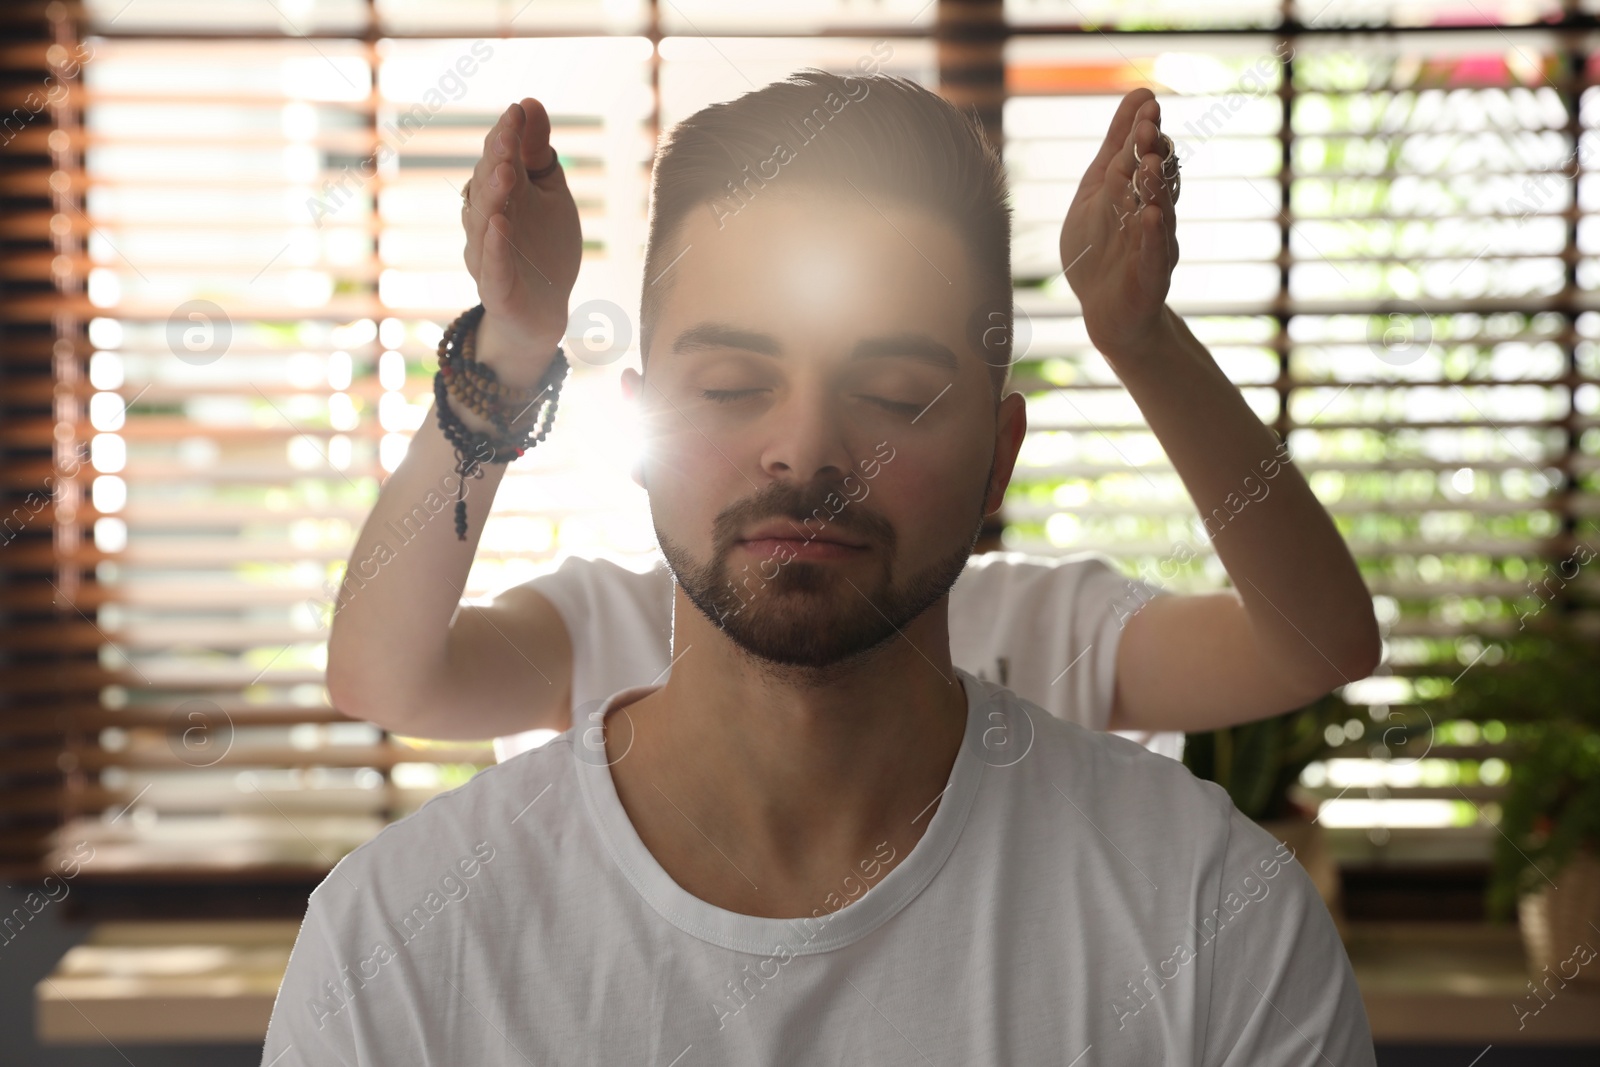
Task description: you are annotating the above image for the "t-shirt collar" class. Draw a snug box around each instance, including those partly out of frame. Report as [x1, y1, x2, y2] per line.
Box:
[571, 667, 993, 956]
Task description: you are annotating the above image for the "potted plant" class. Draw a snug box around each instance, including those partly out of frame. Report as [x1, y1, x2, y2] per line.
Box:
[1183, 690, 1356, 924]
[1435, 623, 1600, 980]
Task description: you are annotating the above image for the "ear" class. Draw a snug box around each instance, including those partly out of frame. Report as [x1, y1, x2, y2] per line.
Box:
[984, 391, 1027, 517]
[621, 367, 646, 490]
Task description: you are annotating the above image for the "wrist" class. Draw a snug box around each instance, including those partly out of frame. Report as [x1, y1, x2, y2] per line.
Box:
[475, 311, 566, 390]
[1095, 304, 1182, 375]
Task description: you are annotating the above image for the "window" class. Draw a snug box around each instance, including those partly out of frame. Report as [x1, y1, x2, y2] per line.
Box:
[1001, 3, 1599, 871]
[2, 0, 1592, 887]
[0, 0, 938, 883]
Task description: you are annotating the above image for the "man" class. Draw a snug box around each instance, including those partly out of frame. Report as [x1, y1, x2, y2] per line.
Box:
[323, 92, 1365, 769]
[271, 72, 1379, 1063]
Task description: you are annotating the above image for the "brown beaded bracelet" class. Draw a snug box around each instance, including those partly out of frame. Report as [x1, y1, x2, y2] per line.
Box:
[451, 319, 545, 407]
[446, 368, 528, 433]
[437, 306, 557, 434]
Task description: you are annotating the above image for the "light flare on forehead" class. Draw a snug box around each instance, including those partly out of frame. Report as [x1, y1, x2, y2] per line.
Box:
[770, 234, 862, 316]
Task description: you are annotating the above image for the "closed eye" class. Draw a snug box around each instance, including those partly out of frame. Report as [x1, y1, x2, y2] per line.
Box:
[699, 389, 922, 416]
[861, 396, 923, 416]
[699, 388, 767, 403]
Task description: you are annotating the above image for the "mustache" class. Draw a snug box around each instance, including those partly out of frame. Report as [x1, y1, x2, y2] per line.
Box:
[710, 479, 896, 555]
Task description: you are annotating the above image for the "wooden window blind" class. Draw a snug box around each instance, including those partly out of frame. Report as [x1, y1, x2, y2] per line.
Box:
[3, 0, 668, 880]
[3, 0, 1593, 889]
[0, 0, 940, 885]
[1, 0, 93, 880]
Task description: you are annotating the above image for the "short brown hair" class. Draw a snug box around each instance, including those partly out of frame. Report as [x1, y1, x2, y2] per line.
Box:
[639, 69, 1014, 399]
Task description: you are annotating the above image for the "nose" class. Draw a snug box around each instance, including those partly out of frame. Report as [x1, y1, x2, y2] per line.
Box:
[758, 378, 856, 485]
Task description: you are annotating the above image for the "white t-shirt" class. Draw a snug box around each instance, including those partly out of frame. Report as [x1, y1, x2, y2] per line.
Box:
[263, 670, 1374, 1065]
[495, 551, 1186, 764]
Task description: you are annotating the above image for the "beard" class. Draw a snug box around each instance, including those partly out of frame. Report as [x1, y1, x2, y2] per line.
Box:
[656, 466, 991, 675]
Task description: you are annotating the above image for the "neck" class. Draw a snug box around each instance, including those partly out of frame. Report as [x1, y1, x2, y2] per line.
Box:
[601, 586, 969, 917]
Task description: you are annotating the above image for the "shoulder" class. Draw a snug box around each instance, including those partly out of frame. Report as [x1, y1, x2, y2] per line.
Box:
[306, 738, 576, 916]
[967, 673, 1231, 841]
[952, 550, 1140, 603]
[267, 739, 585, 1055]
[520, 554, 673, 626]
[956, 549, 1119, 582]
[953, 552, 1168, 638]
[531, 553, 671, 594]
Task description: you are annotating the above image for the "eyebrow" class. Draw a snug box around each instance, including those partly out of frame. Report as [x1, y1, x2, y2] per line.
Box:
[671, 322, 781, 356]
[670, 322, 959, 371]
[852, 332, 959, 371]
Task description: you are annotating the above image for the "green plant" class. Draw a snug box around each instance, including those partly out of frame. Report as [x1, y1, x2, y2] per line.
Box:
[1183, 690, 1353, 822]
[1434, 625, 1600, 921]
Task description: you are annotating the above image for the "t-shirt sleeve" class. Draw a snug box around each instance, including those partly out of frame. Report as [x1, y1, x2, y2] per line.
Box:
[518, 555, 675, 711]
[952, 552, 1167, 732]
[1070, 554, 1169, 733]
[1201, 805, 1375, 1067]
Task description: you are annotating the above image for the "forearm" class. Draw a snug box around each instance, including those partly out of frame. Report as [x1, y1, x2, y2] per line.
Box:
[326, 310, 568, 734]
[324, 398, 509, 730]
[330, 97, 581, 736]
[1112, 307, 1381, 690]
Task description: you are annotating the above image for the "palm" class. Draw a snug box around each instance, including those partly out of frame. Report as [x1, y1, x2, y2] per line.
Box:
[1059, 89, 1180, 363]
[462, 98, 582, 344]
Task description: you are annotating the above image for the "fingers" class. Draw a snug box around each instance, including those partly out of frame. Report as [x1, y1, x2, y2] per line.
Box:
[486, 102, 534, 303]
[1100, 93, 1178, 278]
[495, 105, 527, 198]
[463, 103, 528, 292]
[1130, 138, 1160, 209]
[1138, 191, 1174, 298]
[471, 106, 525, 213]
[464, 103, 530, 275]
[1114, 99, 1182, 236]
[496, 102, 529, 205]
[1108, 120, 1146, 228]
[1112, 103, 1160, 187]
[464, 105, 512, 258]
[480, 209, 516, 307]
[1087, 88, 1156, 184]
[1135, 121, 1178, 231]
[516, 97, 562, 183]
[1132, 136, 1178, 291]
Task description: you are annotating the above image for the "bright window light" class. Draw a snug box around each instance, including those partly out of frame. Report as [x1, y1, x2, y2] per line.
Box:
[92, 475, 127, 513]
[1314, 799, 1470, 829]
[91, 433, 126, 474]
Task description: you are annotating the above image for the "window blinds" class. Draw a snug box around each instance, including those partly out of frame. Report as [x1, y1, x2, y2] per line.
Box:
[3, 0, 1592, 883]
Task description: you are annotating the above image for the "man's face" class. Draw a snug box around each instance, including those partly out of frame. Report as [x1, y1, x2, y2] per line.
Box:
[629, 190, 1025, 670]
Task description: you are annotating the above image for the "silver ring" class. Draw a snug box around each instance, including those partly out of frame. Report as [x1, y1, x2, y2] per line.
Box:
[1131, 130, 1180, 210]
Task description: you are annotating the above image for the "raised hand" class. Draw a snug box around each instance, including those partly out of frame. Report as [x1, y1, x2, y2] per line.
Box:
[461, 98, 583, 385]
[1059, 88, 1180, 366]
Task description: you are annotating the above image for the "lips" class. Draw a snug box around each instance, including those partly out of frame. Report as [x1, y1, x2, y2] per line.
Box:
[738, 519, 868, 549]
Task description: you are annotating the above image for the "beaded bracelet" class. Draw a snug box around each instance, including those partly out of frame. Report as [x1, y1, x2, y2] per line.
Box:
[448, 310, 547, 408]
[434, 303, 568, 539]
[447, 369, 527, 433]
